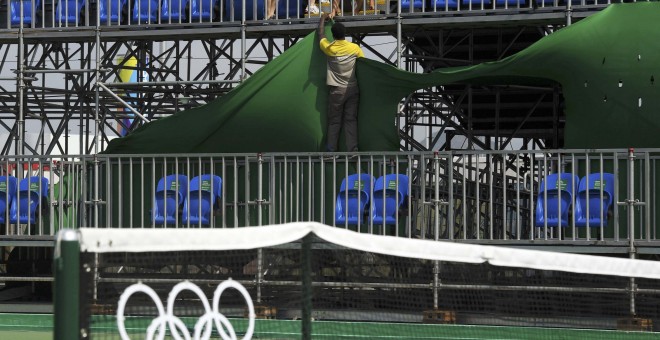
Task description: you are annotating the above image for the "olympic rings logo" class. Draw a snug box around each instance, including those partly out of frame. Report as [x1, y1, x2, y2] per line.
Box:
[116, 279, 255, 340]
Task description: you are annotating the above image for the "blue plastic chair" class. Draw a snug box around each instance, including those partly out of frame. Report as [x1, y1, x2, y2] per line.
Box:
[428, 0, 459, 9]
[275, 0, 300, 18]
[10, 176, 49, 225]
[496, 0, 555, 7]
[401, 0, 424, 11]
[183, 174, 222, 225]
[0, 176, 17, 224]
[575, 173, 615, 227]
[10, 0, 42, 26]
[495, 0, 523, 7]
[132, 0, 160, 22]
[98, 0, 129, 24]
[152, 174, 188, 225]
[161, 0, 187, 21]
[460, 0, 492, 8]
[335, 174, 374, 226]
[187, 0, 219, 21]
[55, 0, 86, 25]
[535, 173, 578, 228]
[370, 174, 409, 225]
[224, 0, 266, 21]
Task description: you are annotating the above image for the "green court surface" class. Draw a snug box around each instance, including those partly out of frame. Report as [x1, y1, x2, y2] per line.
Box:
[0, 313, 52, 339]
[1, 313, 659, 339]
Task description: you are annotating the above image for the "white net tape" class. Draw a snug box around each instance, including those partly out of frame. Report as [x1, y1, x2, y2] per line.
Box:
[78, 222, 660, 280]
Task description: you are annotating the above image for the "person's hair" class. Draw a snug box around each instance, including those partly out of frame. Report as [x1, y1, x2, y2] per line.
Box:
[331, 23, 346, 40]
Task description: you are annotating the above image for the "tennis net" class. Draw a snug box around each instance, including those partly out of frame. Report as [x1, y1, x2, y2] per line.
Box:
[54, 222, 660, 339]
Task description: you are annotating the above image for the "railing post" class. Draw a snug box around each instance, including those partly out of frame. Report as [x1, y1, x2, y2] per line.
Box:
[626, 148, 636, 255]
[93, 154, 100, 228]
[616, 148, 648, 317]
[257, 153, 263, 225]
[256, 153, 263, 304]
[627, 148, 636, 317]
[448, 152, 454, 240]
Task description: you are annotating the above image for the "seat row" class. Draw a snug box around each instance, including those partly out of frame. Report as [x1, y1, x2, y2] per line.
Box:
[535, 172, 615, 228]
[152, 174, 222, 225]
[402, 0, 586, 11]
[12, 0, 300, 26]
[335, 173, 409, 226]
[0, 176, 49, 224]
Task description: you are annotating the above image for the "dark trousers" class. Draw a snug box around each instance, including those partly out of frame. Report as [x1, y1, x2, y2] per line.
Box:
[326, 85, 359, 152]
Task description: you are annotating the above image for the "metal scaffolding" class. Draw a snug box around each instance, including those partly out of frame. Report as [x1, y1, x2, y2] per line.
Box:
[0, 2, 606, 156]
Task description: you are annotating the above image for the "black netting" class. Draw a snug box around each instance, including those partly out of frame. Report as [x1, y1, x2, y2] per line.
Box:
[80, 237, 660, 339]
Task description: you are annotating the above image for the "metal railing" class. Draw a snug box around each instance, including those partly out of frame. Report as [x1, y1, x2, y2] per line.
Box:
[1, 0, 622, 29]
[0, 149, 658, 246]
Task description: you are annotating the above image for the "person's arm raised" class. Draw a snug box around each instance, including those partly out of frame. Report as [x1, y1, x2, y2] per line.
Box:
[317, 13, 329, 40]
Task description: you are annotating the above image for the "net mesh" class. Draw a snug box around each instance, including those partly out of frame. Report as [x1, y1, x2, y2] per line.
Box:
[74, 224, 660, 339]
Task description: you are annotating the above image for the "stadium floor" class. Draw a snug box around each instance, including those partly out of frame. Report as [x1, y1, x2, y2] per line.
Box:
[1, 313, 660, 339]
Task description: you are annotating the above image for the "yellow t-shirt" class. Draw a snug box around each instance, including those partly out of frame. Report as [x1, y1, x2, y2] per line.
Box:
[319, 38, 365, 87]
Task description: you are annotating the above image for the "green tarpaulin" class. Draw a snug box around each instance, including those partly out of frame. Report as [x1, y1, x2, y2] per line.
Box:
[104, 3, 660, 154]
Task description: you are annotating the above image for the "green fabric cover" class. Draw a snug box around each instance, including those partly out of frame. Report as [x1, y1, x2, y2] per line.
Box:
[104, 3, 660, 154]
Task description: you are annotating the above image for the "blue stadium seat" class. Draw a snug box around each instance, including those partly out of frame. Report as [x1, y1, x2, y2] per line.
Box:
[98, 0, 129, 24]
[275, 0, 301, 18]
[495, 0, 523, 6]
[183, 174, 222, 225]
[496, 0, 557, 6]
[535, 173, 578, 228]
[10, 0, 41, 26]
[152, 174, 188, 225]
[335, 174, 374, 226]
[160, 0, 186, 21]
[55, 0, 86, 25]
[224, 0, 266, 21]
[461, 0, 492, 8]
[575, 173, 615, 227]
[0, 176, 17, 224]
[132, 0, 160, 22]
[10, 176, 49, 225]
[401, 0, 424, 11]
[428, 0, 458, 9]
[370, 174, 409, 225]
[187, 0, 219, 20]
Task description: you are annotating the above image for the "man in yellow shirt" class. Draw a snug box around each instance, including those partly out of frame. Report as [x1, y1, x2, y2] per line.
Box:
[318, 14, 365, 153]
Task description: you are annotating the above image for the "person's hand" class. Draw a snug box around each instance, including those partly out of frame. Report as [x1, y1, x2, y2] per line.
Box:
[321, 13, 330, 21]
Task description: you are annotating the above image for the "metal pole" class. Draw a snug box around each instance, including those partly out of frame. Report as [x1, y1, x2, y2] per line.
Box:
[54, 230, 81, 340]
[255, 155, 263, 304]
[448, 153, 454, 240]
[396, 0, 402, 69]
[433, 152, 440, 309]
[17, 2, 25, 156]
[627, 148, 636, 316]
[21, 68, 105, 74]
[97, 83, 149, 122]
[301, 234, 312, 340]
[103, 79, 239, 87]
[94, 28, 101, 155]
[94, 23, 102, 229]
[257, 156, 264, 247]
[241, 0, 247, 81]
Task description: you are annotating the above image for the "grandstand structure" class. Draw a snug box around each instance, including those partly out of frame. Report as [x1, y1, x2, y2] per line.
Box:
[0, 0, 606, 155]
[2, 1, 660, 337]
